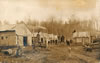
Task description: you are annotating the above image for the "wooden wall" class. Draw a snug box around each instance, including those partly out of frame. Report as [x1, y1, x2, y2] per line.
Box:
[0, 31, 16, 46]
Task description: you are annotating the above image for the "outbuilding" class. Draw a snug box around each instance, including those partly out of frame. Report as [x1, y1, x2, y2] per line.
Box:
[72, 32, 91, 45]
[0, 23, 32, 47]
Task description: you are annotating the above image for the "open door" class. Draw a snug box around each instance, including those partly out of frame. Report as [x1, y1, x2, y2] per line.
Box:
[23, 36, 27, 46]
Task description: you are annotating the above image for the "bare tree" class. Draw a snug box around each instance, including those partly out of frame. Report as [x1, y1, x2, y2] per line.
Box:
[26, 19, 39, 33]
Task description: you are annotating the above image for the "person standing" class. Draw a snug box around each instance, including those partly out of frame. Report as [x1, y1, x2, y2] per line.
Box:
[66, 39, 72, 57]
[37, 32, 41, 47]
[61, 35, 65, 43]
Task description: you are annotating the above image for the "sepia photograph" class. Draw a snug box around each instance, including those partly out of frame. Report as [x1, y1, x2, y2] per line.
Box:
[0, 0, 99, 63]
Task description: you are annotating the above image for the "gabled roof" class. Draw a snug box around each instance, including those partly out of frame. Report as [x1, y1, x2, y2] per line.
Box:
[0, 24, 32, 36]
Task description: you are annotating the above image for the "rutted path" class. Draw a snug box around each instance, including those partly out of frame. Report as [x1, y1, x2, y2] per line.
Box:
[42, 45, 99, 63]
[0, 45, 99, 63]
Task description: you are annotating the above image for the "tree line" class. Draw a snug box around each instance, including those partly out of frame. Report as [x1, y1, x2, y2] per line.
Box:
[0, 17, 96, 39]
[20, 17, 95, 39]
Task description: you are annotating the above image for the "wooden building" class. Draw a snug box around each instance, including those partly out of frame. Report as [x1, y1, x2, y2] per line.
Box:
[73, 32, 91, 45]
[0, 24, 32, 47]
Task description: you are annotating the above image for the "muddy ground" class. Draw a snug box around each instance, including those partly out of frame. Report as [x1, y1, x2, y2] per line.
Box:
[0, 44, 100, 63]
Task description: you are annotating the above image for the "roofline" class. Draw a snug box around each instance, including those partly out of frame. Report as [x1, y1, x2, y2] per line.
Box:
[12, 23, 32, 34]
[23, 23, 33, 34]
[0, 30, 15, 33]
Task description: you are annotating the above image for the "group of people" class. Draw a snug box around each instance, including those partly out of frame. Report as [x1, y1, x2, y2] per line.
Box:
[58, 35, 65, 43]
[34, 32, 73, 47]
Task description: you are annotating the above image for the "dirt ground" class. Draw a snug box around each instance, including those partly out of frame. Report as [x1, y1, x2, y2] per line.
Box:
[0, 44, 100, 63]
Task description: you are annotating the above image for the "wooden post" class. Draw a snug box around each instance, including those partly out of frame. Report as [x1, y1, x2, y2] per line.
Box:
[82, 37, 84, 45]
[46, 39, 48, 48]
[16, 34, 18, 46]
[89, 36, 91, 44]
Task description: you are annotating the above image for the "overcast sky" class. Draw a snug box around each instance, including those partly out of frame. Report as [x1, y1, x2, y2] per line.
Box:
[0, 0, 98, 24]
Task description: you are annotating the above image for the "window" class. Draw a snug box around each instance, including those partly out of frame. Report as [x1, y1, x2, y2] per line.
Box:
[1, 37, 3, 40]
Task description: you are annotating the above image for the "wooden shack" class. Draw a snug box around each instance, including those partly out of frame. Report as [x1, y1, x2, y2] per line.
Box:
[73, 32, 91, 45]
[0, 24, 32, 47]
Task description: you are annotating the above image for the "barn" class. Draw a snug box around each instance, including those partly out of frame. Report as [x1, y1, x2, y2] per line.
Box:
[0, 23, 32, 47]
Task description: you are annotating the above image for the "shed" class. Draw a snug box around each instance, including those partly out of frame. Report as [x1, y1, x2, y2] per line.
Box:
[73, 32, 90, 44]
[0, 24, 32, 47]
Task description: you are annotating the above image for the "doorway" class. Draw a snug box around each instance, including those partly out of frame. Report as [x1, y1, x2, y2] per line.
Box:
[23, 36, 27, 46]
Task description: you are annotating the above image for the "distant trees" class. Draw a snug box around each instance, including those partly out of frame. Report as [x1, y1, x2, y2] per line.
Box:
[26, 19, 39, 33]
[40, 17, 95, 39]
[14, 17, 95, 39]
[40, 18, 63, 35]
